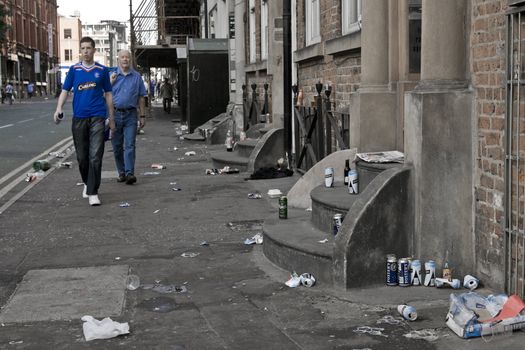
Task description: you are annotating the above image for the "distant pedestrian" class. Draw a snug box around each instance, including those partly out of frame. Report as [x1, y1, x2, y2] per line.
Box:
[53, 36, 114, 206]
[27, 82, 34, 99]
[160, 78, 173, 114]
[5, 82, 13, 105]
[109, 50, 147, 185]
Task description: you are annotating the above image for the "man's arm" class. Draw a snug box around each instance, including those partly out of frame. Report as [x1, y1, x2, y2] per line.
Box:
[53, 90, 69, 124]
[105, 92, 115, 130]
[139, 96, 146, 128]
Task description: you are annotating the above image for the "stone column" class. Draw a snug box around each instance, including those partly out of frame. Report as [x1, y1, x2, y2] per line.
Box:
[350, 0, 397, 151]
[405, 0, 473, 277]
[361, 0, 389, 86]
[420, 0, 466, 82]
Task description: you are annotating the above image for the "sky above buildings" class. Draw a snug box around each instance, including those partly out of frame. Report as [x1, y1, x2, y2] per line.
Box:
[57, 0, 136, 23]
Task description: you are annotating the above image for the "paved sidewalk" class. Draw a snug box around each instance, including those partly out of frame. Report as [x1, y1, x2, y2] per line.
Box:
[0, 105, 523, 349]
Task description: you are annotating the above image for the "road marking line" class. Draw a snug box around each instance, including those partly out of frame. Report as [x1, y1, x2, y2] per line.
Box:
[0, 136, 72, 187]
[0, 140, 75, 215]
[17, 118, 34, 124]
[0, 124, 14, 129]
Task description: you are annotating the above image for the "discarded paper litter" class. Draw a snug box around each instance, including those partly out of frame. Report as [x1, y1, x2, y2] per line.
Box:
[356, 151, 404, 163]
[184, 151, 196, 156]
[81, 315, 129, 341]
[181, 252, 199, 258]
[285, 272, 316, 288]
[244, 233, 263, 245]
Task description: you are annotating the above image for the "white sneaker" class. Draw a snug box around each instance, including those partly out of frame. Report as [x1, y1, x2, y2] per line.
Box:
[82, 185, 88, 198]
[88, 195, 101, 206]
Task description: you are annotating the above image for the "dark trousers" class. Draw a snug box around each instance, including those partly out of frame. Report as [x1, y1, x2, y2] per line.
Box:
[163, 98, 171, 114]
[72, 117, 105, 195]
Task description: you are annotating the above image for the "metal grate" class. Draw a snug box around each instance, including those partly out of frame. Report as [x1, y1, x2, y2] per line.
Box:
[505, 8, 525, 298]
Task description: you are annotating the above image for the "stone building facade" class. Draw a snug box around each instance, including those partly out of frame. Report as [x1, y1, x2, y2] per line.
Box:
[233, 0, 521, 293]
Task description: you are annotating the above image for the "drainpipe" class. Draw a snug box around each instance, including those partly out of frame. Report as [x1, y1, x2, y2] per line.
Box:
[283, 0, 292, 165]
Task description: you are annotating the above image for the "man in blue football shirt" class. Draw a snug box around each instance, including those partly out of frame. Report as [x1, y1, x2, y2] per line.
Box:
[109, 49, 147, 184]
[53, 37, 114, 206]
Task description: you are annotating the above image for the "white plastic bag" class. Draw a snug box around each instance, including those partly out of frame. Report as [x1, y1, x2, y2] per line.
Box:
[81, 315, 130, 341]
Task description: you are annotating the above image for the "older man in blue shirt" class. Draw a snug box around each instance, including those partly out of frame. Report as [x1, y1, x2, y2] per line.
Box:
[110, 50, 147, 184]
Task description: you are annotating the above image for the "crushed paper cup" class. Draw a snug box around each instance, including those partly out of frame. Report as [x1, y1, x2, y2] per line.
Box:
[285, 272, 301, 288]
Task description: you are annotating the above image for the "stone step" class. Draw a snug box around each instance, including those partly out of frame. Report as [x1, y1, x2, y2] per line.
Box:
[310, 182, 360, 232]
[210, 150, 249, 172]
[263, 208, 334, 284]
[236, 138, 258, 158]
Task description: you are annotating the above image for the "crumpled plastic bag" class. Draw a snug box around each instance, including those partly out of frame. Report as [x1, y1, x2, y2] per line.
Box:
[81, 315, 130, 341]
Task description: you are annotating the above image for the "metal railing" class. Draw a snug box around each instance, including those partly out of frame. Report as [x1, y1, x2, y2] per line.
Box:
[293, 82, 349, 173]
[505, 7, 525, 298]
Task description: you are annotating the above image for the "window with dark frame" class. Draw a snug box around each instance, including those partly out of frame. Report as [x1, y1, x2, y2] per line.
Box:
[64, 28, 72, 39]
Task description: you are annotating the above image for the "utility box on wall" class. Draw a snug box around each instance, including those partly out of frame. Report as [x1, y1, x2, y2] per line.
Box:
[186, 38, 229, 133]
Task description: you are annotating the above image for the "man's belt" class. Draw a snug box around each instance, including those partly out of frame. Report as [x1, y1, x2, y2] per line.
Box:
[114, 107, 136, 112]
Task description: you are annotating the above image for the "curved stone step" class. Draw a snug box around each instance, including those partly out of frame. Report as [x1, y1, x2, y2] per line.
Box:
[236, 138, 258, 157]
[210, 150, 249, 171]
[310, 182, 360, 232]
[263, 208, 334, 284]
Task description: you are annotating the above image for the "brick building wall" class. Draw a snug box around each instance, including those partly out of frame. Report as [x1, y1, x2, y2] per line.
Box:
[296, 0, 361, 112]
[471, 0, 508, 287]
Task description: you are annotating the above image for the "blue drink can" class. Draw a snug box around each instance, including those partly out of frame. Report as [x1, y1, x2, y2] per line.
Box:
[386, 254, 398, 286]
[398, 258, 411, 287]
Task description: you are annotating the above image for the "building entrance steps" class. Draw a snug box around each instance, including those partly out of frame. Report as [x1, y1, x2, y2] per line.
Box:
[262, 156, 410, 289]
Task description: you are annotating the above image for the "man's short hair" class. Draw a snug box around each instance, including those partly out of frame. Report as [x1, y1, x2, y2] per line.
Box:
[80, 36, 96, 49]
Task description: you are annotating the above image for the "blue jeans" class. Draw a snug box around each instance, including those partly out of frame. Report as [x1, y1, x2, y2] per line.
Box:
[72, 117, 105, 195]
[111, 109, 138, 176]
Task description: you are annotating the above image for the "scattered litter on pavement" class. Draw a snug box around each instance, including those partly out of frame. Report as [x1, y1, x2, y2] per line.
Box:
[170, 182, 177, 185]
[463, 274, 479, 290]
[181, 252, 199, 258]
[119, 202, 130, 208]
[267, 189, 283, 198]
[285, 272, 301, 288]
[58, 161, 73, 168]
[76, 182, 84, 186]
[177, 157, 185, 161]
[306, 207, 312, 212]
[151, 164, 166, 169]
[137, 296, 177, 313]
[248, 193, 262, 199]
[398, 304, 418, 321]
[81, 315, 130, 341]
[353, 326, 388, 337]
[153, 209, 160, 214]
[180, 125, 188, 131]
[33, 159, 51, 171]
[220, 166, 239, 174]
[206, 168, 218, 175]
[285, 272, 316, 288]
[143, 171, 160, 176]
[376, 315, 403, 325]
[318, 238, 329, 243]
[200, 241, 209, 246]
[141, 283, 187, 294]
[49, 151, 66, 158]
[8, 340, 23, 345]
[114, 257, 121, 261]
[244, 233, 263, 245]
[126, 275, 140, 290]
[435, 278, 461, 289]
[184, 151, 196, 156]
[300, 273, 316, 287]
[172, 188, 182, 191]
[173, 147, 178, 151]
[403, 329, 439, 342]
